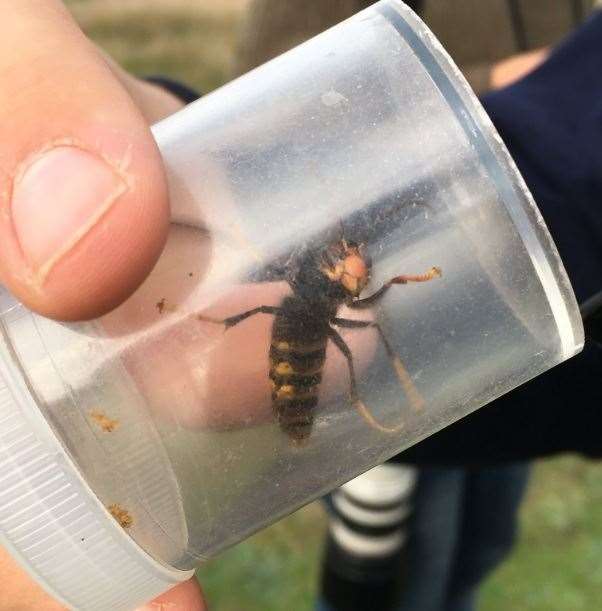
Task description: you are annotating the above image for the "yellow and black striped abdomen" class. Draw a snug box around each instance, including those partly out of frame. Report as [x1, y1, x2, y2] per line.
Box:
[269, 296, 332, 443]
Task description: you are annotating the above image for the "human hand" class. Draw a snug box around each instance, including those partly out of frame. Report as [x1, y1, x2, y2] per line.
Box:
[490, 47, 549, 90]
[0, 1, 204, 608]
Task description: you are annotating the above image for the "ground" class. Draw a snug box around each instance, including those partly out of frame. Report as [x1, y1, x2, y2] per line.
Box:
[63, 1, 602, 609]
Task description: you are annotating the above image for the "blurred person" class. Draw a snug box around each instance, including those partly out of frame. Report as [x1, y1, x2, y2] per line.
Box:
[318, 463, 530, 611]
[236, 0, 597, 93]
[393, 12, 602, 606]
[235, 2, 600, 611]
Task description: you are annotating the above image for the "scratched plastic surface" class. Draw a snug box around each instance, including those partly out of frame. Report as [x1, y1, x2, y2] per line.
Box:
[0, 1, 583, 571]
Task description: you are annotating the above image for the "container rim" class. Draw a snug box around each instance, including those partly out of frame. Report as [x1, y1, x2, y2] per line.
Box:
[377, 0, 584, 359]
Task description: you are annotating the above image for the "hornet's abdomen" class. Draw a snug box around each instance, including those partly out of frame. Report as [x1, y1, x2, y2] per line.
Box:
[269, 296, 332, 443]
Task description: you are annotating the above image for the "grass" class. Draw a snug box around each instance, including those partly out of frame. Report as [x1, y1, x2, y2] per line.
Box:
[63, 2, 602, 609]
[197, 502, 327, 611]
[480, 456, 602, 611]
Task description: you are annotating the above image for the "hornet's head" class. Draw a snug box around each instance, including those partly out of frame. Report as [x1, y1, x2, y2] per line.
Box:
[320, 240, 371, 298]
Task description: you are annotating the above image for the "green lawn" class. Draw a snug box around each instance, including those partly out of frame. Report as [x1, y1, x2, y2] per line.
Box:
[64, 2, 602, 609]
[481, 457, 602, 611]
[193, 457, 602, 611]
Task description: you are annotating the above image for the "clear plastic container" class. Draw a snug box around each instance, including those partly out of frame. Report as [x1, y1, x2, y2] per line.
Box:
[0, 1, 583, 609]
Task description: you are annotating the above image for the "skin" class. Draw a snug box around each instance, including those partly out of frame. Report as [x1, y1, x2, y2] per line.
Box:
[490, 47, 549, 90]
[0, 1, 204, 608]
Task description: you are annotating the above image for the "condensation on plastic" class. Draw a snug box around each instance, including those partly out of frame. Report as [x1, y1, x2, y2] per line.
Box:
[0, 0, 583, 596]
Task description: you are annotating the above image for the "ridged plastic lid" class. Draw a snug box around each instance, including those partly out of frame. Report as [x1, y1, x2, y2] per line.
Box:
[0, 340, 192, 611]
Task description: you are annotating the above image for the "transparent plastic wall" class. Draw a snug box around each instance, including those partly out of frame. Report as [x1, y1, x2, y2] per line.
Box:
[0, 0, 583, 574]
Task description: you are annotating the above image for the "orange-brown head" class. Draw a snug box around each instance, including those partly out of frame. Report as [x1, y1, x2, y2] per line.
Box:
[320, 241, 370, 298]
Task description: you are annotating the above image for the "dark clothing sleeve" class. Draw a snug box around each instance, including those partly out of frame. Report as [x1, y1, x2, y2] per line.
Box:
[145, 75, 201, 105]
[397, 12, 602, 467]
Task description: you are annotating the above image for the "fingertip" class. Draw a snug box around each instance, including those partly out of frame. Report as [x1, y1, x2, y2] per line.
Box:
[1, 131, 170, 321]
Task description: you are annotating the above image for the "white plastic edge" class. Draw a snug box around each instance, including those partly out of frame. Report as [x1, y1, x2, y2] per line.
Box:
[382, 0, 583, 360]
[0, 337, 192, 611]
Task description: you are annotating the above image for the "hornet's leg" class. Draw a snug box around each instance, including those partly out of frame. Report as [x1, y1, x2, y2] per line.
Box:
[198, 305, 281, 330]
[328, 327, 404, 434]
[332, 317, 425, 413]
[349, 267, 441, 310]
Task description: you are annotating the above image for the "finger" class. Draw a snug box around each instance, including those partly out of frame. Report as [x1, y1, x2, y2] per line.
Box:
[124, 287, 376, 431]
[0, 545, 65, 610]
[137, 578, 206, 611]
[0, 1, 170, 321]
[1, 544, 206, 611]
[100, 224, 377, 431]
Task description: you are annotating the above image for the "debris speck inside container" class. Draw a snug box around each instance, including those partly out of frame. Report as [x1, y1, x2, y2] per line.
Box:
[108, 504, 133, 529]
[90, 411, 119, 433]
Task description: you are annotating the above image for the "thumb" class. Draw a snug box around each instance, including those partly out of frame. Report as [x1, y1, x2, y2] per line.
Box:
[0, 1, 169, 321]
